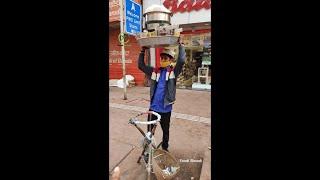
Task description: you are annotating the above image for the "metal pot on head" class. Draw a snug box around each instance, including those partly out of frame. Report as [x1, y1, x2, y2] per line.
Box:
[143, 4, 172, 31]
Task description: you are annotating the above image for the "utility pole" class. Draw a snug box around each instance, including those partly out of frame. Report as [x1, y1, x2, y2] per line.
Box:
[119, 0, 127, 100]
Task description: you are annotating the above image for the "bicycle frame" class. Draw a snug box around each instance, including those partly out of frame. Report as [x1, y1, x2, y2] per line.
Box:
[129, 111, 162, 180]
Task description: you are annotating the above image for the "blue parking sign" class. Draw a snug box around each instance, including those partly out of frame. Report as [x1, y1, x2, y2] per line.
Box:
[124, 0, 142, 35]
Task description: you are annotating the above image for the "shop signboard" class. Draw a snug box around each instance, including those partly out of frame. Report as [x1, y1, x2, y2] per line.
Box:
[163, 0, 211, 13]
[143, 0, 211, 25]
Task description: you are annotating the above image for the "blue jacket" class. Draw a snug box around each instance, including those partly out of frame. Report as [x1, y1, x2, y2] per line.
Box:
[150, 68, 172, 112]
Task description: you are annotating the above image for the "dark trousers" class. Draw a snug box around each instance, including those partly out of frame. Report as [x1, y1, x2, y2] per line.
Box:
[147, 110, 171, 149]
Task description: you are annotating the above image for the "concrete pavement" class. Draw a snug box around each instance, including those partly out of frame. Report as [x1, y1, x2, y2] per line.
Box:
[109, 86, 211, 180]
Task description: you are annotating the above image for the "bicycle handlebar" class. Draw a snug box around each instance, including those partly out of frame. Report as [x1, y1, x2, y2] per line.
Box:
[129, 111, 161, 125]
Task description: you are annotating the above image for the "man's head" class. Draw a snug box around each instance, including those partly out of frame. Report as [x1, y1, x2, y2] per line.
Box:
[160, 49, 175, 68]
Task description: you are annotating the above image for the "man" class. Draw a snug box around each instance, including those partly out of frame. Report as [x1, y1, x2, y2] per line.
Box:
[138, 42, 186, 152]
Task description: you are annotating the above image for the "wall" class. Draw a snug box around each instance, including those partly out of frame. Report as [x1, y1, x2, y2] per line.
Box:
[109, 28, 146, 86]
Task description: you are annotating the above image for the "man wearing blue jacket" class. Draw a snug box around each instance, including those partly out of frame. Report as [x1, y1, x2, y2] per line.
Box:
[138, 43, 186, 152]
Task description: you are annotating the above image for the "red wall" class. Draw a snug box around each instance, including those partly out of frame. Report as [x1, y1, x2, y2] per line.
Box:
[109, 28, 145, 86]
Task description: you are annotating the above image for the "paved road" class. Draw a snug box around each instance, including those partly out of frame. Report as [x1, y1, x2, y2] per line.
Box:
[109, 86, 211, 179]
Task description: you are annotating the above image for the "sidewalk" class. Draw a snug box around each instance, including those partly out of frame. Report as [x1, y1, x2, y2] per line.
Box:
[109, 86, 211, 179]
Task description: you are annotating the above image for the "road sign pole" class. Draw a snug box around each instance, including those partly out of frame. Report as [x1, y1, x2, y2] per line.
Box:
[119, 0, 127, 100]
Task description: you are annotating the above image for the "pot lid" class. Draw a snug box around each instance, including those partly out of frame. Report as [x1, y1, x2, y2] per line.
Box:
[144, 4, 172, 15]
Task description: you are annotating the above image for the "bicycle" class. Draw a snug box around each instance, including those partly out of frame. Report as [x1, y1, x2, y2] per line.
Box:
[129, 111, 180, 180]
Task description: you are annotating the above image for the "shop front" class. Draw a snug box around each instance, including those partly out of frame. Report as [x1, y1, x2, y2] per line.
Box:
[177, 25, 211, 89]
